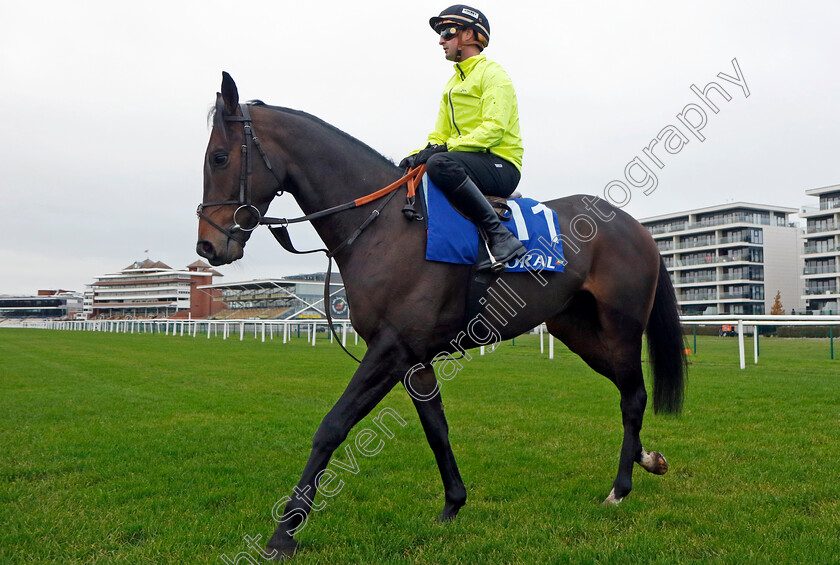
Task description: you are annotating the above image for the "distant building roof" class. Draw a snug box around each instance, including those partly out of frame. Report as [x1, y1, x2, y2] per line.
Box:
[186, 259, 223, 277]
[805, 183, 840, 197]
[197, 273, 344, 291]
[124, 259, 173, 271]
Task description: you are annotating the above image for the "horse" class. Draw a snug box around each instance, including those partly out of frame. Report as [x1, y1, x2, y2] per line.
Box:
[196, 72, 686, 559]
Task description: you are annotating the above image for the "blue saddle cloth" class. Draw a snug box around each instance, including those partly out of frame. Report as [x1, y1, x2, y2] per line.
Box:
[422, 176, 565, 273]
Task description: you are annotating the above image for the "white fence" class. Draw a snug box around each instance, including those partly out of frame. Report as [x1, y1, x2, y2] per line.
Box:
[680, 314, 840, 368]
[5, 314, 839, 369]
[40, 318, 358, 348]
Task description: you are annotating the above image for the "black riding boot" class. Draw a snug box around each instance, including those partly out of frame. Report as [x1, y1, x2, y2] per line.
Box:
[447, 177, 527, 271]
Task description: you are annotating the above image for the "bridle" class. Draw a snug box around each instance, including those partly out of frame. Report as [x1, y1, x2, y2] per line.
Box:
[197, 102, 425, 249]
[196, 101, 425, 364]
[196, 103, 285, 245]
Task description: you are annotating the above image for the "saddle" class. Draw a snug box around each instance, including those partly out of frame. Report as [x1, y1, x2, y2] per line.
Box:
[403, 192, 522, 223]
[413, 179, 565, 325]
[486, 192, 521, 221]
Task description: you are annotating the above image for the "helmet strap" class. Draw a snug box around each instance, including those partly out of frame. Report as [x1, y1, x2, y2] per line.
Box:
[454, 28, 483, 61]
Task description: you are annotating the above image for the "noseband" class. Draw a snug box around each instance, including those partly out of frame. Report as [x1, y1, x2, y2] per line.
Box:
[196, 103, 284, 244]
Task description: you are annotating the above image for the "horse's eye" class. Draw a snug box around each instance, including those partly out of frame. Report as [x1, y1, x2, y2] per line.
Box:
[213, 153, 229, 167]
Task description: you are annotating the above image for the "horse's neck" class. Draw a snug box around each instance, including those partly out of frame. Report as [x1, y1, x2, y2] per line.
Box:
[270, 112, 402, 254]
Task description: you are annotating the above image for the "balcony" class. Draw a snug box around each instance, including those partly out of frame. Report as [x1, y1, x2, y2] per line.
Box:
[648, 214, 776, 236]
[802, 243, 838, 255]
[720, 291, 762, 300]
[679, 292, 718, 302]
[820, 198, 840, 211]
[691, 214, 772, 230]
[648, 223, 687, 235]
[676, 239, 715, 250]
[807, 222, 837, 234]
[676, 254, 760, 267]
[676, 275, 717, 285]
[804, 286, 838, 296]
[719, 272, 764, 281]
[803, 265, 838, 275]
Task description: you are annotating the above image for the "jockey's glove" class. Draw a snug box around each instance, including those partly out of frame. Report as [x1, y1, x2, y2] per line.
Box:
[399, 143, 447, 170]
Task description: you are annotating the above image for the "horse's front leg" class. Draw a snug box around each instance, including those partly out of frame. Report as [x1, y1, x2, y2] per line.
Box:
[265, 340, 405, 559]
[404, 364, 467, 521]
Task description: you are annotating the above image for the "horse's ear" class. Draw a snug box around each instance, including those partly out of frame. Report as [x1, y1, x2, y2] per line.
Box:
[214, 92, 226, 128]
[221, 71, 239, 115]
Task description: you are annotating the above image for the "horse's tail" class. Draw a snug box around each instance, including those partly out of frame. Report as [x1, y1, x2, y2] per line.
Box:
[646, 256, 687, 415]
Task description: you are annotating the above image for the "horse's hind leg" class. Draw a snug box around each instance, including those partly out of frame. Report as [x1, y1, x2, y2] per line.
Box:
[547, 295, 667, 505]
[600, 338, 668, 505]
[404, 364, 467, 521]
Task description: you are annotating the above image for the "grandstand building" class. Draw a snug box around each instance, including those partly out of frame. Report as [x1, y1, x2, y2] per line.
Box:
[87, 259, 225, 319]
[800, 184, 840, 314]
[639, 203, 804, 316]
[0, 290, 83, 321]
[198, 272, 349, 320]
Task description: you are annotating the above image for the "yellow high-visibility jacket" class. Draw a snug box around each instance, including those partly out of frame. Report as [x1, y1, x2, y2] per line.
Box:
[417, 54, 524, 171]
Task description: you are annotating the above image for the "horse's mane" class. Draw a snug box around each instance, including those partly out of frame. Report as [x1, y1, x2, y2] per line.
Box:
[209, 100, 397, 169]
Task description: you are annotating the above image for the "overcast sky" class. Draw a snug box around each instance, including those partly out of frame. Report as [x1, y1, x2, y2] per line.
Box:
[1, 0, 838, 295]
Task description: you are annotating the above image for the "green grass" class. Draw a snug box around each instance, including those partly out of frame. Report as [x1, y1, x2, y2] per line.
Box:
[1, 329, 838, 564]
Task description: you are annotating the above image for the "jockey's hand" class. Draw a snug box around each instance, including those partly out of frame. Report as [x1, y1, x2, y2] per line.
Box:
[399, 144, 447, 170]
[398, 154, 416, 170]
[414, 144, 447, 166]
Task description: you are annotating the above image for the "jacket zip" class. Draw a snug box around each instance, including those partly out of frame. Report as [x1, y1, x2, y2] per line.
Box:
[448, 87, 461, 136]
[449, 63, 466, 136]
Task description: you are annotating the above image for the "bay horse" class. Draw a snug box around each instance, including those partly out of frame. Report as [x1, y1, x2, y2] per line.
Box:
[196, 73, 686, 559]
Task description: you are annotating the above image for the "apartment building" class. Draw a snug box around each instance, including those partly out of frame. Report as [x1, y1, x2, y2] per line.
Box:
[800, 184, 840, 314]
[639, 203, 802, 316]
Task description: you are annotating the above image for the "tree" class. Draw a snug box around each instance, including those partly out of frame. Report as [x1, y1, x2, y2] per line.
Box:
[770, 290, 785, 315]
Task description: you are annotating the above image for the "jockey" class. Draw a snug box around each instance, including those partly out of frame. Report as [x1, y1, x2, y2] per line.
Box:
[400, 4, 526, 271]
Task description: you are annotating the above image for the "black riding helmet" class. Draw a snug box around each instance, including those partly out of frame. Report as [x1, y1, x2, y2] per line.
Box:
[429, 4, 490, 50]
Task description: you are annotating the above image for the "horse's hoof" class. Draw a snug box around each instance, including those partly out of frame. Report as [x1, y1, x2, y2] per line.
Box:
[640, 450, 669, 475]
[436, 498, 466, 522]
[436, 507, 460, 523]
[602, 488, 623, 505]
[436, 509, 459, 523]
[266, 539, 298, 561]
[436, 512, 455, 523]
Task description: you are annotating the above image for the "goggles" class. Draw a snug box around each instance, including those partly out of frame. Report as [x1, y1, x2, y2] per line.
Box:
[439, 25, 462, 41]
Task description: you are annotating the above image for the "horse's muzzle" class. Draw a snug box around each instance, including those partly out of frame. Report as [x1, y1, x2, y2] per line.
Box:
[196, 238, 242, 266]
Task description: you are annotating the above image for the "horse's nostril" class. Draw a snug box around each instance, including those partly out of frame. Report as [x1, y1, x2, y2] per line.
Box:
[196, 240, 215, 258]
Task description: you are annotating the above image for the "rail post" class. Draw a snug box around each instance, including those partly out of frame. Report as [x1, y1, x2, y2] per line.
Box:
[540, 324, 545, 354]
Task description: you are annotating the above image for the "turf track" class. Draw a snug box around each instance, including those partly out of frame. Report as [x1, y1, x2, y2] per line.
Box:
[1, 329, 838, 564]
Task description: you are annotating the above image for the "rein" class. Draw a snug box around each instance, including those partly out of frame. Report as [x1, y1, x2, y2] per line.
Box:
[259, 164, 425, 230]
[198, 102, 427, 363]
[263, 167, 424, 365]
